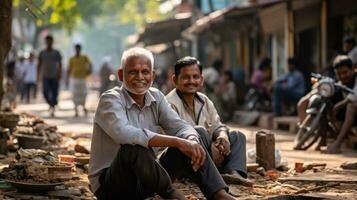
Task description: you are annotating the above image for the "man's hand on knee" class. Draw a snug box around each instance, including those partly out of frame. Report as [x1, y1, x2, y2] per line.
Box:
[213, 130, 231, 156]
[211, 144, 224, 167]
[175, 138, 206, 172]
[214, 136, 230, 156]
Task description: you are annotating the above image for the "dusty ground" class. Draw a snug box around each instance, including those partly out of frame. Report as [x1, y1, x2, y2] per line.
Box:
[8, 89, 357, 200]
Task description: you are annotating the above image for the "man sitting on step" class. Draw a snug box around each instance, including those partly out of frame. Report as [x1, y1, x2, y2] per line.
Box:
[166, 56, 253, 187]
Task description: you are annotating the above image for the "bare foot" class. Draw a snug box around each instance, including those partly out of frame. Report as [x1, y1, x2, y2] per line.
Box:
[166, 189, 187, 200]
[325, 143, 341, 154]
[221, 171, 253, 187]
[212, 189, 235, 200]
[50, 107, 55, 117]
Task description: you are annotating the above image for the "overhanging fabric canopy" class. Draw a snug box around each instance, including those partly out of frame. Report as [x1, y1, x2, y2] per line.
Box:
[137, 15, 191, 46]
[182, 0, 282, 37]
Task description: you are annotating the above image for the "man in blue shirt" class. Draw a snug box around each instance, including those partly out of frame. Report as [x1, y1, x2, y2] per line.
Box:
[272, 58, 306, 116]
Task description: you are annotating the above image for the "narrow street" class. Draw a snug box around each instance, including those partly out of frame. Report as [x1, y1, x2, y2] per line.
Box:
[15, 90, 98, 136]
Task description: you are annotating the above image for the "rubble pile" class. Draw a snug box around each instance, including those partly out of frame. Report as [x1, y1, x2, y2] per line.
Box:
[175, 162, 357, 199]
[1, 149, 62, 183]
[14, 113, 63, 147]
[0, 148, 95, 199]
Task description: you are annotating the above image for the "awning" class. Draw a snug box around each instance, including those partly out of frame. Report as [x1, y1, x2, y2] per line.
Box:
[145, 43, 169, 54]
[183, 7, 232, 35]
[137, 14, 191, 46]
[182, 0, 282, 37]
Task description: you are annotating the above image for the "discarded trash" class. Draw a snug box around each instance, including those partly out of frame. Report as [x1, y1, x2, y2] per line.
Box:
[247, 148, 282, 167]
[295, 162, 304, 173]
[58, 154, 76, 163]
[265, 170, 280, 180]
[256, 166, 266, 176]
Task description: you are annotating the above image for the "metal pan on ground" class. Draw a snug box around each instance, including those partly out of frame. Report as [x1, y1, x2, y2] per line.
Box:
[14, 133, 44, 149]
[5, 180, 63, 193]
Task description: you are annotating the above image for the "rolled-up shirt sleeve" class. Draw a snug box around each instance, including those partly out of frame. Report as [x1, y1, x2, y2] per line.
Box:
[346, 80, 357, 102]
[94, 94, 157, 148]
[158, 95, 199, 141]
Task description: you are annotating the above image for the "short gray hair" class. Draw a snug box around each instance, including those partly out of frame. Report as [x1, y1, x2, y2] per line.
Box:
[120, 47, 154, 70]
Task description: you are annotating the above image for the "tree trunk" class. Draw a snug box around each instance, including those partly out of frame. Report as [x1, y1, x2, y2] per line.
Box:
[0, 0, 13, 109]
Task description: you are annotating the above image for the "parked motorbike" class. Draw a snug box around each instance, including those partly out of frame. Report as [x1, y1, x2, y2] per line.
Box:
[242, 86, 271, 112]
[293, 73, 354, 150]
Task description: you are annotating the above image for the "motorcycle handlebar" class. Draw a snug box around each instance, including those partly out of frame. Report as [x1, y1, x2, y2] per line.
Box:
[310, 73, 355, 95]
[335, 82, 355, 94]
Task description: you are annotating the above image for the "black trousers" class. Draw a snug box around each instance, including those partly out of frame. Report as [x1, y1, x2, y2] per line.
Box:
[95, 128, 227, 200]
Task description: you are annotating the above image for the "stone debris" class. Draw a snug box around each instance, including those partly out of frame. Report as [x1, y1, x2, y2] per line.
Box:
[340, 161, 357, 170]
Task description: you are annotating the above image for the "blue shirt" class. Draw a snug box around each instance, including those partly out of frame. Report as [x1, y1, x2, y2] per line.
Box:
[278, 70, 306, 94]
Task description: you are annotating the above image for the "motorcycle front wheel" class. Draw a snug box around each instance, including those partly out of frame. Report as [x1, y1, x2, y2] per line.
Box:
[293, 114, 321, 150]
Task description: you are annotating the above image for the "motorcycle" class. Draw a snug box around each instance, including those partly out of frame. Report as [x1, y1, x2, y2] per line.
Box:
[242, 86, 271, 112]
[293, 73, 354, 150]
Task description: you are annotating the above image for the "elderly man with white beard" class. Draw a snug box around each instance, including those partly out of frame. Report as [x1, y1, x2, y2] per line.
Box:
[88, 47, 235, 200]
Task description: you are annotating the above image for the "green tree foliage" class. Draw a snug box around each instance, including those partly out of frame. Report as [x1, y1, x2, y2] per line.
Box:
[14, 0, 102, 32]
[13, 0, 166, 47]
[15, 0, 166, 32]
[101, 0, 168, 29]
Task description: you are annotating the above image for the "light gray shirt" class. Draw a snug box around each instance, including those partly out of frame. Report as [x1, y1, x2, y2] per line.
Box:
[166, 89, 227, 138]
[88, 86, 198, 193]
[39, 49, 62, 79]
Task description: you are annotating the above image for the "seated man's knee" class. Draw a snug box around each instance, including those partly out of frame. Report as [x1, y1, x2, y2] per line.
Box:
[229, 131, 246, 144]
[120, 145, 152, 160]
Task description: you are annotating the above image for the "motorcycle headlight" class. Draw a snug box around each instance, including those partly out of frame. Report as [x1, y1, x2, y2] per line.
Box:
[318, 82, 334, 97]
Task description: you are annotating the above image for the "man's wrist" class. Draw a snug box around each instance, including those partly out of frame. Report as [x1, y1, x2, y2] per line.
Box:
[218, 130, 229, 139]
[187, 135, 199, 144]
[173, 137, 184, 149]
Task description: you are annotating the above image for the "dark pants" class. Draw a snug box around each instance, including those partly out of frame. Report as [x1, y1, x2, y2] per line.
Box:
[95, 145, 174, 200]
[24, 83, 37, 103]
[95, 128, 227, 200]
[198, 129, 247, 177]
[272, 84, 304, 116]
[159, 127, 227, 199]
[42, 78, 59, 107]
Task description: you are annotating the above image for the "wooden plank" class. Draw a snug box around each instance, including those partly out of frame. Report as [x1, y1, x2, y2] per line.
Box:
[256, 130, 275, 170]
[247, 163, 259, 172]
[278, 174, 357, 184]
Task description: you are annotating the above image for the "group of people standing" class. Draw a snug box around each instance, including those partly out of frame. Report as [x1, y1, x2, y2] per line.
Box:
[4, 52, 37, 109]
[38, 35, 92, 117]
[4, 35, 92, 117]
